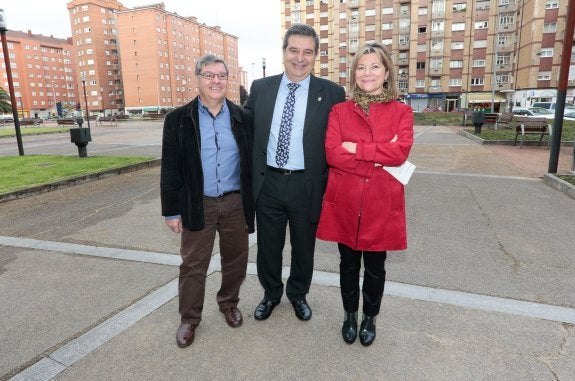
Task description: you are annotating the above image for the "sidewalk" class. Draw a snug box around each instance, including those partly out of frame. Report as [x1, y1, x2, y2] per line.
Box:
[1, 125, 574, 380]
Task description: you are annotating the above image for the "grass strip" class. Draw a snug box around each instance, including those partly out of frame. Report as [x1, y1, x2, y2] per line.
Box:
[0, 126, 70, 137]
[0, 155, 154, 194]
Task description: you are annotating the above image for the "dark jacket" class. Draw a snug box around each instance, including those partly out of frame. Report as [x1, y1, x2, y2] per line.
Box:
[245, 74, 346, 223]
[160, 97, 255, 233]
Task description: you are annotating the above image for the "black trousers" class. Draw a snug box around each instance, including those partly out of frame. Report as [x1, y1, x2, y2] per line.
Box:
[338, 243, 387, 316]
[256, 169, 316, 302]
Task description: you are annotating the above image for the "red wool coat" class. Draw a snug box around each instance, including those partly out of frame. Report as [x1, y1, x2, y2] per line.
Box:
[316, 99, 414, 251]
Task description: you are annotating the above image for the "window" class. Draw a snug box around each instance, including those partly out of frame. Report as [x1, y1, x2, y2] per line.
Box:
[499, 13, 514, 26]
[545, 0, 559, 9]
[497, 34, 513, 46]
[431, 38, 443, 50]
[430, 79, 441, 87]
[432, 0, 446, 13]
[399, 34, 410, 44]
[449, 78, 462, 86]
[418, 7, 428, 15]
[539, 48, 553, 57]
[417, 44, 427, 52]
[453, 3, 467, 11]
[382, 7, 393, 15]
[432, 21, 445, 32]
[382, 23, 393, 30]
[471, 77, 484, 85]
[452, 23, 465, 31]
[451, 42, 464, 50]
[473, 40, 487, 48]
[496, 54, 511, 65]
[475, 21, 488, 29]
[473, 59, 486, 67]
[365, 9, 376, 17]
[543, 23, 557, 33]
[416, 80, 425, 88]
[496, 74, 509, 84]
[537, 72, 551, 81]
[430, 58, 442, 70]
[418, 26, 427, 33]
[417, 62, 426, 70]
[449, 60, 463, 68]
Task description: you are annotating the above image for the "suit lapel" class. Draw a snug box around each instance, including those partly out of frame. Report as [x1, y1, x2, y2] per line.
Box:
[260, 75, 282, 137]
[303, 75, 325, 136]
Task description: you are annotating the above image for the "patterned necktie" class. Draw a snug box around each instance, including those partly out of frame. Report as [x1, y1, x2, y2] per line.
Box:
[276, 82, 300, 168]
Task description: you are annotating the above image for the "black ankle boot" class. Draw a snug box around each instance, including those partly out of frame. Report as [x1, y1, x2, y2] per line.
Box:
[359, 315, 376, 347]
[341, 311, 358, 344]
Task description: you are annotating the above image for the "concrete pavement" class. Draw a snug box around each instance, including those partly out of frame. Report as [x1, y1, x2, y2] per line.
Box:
[1, 124, 574, 380]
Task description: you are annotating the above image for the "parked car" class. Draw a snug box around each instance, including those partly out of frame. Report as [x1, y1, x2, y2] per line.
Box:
[530, 102, 575, 115]
[564, 111, 575, 121]
[512, 107, 555, 119]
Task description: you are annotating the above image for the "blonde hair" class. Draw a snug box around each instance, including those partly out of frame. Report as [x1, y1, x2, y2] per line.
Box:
[349, 42, 398, 99]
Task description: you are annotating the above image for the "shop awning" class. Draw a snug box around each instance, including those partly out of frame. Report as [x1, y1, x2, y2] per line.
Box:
[143, 107, 159, 112]
[466, 92, 507, 103]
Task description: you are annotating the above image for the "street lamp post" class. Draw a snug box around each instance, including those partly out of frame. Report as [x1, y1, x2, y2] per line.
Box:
[51, 81, 57, 117]
[81, 74, 91, 130]
[0, 9, 24, 155]
[262, 58, 266, 78]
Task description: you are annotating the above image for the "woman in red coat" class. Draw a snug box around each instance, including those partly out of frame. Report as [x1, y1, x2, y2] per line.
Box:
[316, 42, 414, 346]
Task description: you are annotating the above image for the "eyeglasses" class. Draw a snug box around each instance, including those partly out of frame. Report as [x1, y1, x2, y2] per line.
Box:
[198, 72, 229, 81]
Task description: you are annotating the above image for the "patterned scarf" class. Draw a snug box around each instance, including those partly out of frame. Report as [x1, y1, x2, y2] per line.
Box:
[352, 88, 395, 115]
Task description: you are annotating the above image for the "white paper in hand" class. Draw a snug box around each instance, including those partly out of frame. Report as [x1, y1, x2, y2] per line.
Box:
[383, 161, 416, 185]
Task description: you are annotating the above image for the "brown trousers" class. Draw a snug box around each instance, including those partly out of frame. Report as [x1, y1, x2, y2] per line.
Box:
[179, 193, 248, 324]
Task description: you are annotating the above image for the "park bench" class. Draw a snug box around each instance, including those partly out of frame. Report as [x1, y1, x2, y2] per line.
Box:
[484, 112, 499, 126]
[57, 118, 77, 125]
[495, 112, 514, 129]
[513, 116, 550, 148]
[95, 116, 118, 127]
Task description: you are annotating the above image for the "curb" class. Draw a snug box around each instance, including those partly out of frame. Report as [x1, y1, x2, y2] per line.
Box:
[0, 158, 161, 204]
[543, 173, 575, 200]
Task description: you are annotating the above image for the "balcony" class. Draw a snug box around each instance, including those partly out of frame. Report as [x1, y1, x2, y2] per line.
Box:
[348, 0, 359, 8]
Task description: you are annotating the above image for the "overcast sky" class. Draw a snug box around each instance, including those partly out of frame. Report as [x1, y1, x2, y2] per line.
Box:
[2, 0, 283, 83]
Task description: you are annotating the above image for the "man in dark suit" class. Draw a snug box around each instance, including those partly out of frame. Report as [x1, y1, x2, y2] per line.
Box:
[244, 24, 346, 321]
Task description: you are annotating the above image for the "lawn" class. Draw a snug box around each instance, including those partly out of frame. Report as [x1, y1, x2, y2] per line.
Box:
[413, 112, 575, 141]
[0, 155, 154, 194]
[0, 126, 70, 137]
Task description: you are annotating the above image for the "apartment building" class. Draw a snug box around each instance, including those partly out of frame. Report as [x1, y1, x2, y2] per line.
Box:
[67, 0, 128, 116]
[116, 3, 241, 114]
[66, 0, 241, 116]
[0, 30, 78, 119]
[281, 0, 575, 112]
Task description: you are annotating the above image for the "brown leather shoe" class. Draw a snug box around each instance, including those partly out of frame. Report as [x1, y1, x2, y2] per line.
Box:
[222, 306, 243, 328]
[176, 322, 197, 348]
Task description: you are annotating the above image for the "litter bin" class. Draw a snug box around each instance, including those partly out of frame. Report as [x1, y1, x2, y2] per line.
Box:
[69, 117, 92, 157]
[472, 111, 486, 134]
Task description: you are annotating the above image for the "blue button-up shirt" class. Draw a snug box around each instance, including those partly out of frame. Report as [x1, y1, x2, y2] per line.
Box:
[267, 74, 310, 170]
[198, 99, 241, 197]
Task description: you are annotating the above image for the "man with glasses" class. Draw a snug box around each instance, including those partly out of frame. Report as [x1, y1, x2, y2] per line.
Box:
[161, 54, 255, 348]
[245, 24, 346, 322]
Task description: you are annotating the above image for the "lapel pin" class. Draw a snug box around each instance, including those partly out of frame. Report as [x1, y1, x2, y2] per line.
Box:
[318, 97, 322, 102]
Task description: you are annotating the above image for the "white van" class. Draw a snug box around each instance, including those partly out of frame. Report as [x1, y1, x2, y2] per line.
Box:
[531, 102, 575, 115]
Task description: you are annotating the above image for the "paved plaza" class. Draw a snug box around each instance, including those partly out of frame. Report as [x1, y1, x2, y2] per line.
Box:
[0, 123, 574, 380]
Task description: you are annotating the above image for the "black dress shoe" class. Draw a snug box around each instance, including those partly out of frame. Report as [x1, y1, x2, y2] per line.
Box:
[291, 299, 312, 321]
[359, 315, 376, 347]
[254, 298, 279, 320]
[342, 311, 358, 344]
